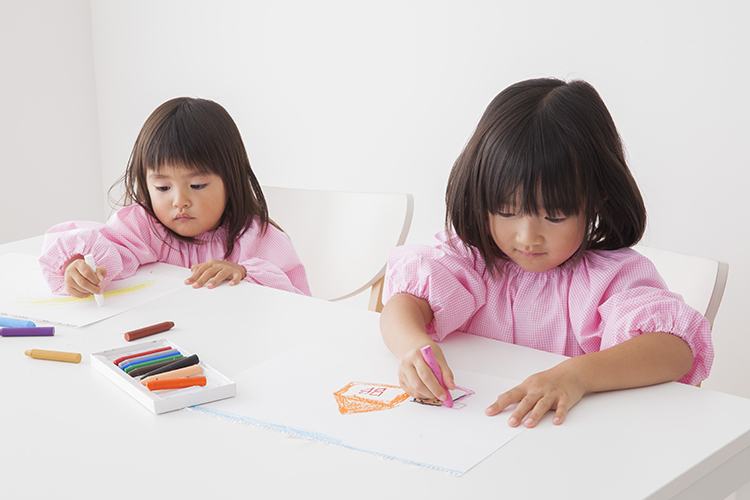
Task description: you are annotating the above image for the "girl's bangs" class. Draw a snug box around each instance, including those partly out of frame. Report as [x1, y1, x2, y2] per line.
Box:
[142, 118, 216, 176]
[483, 125, 583, 217]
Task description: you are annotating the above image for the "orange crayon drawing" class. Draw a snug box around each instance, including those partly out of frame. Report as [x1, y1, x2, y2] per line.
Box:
[333, 382, 409, 415]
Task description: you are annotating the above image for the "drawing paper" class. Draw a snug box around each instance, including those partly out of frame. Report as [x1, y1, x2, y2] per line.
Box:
[191, 343, 526, 475]
[0, 253, 188, 327]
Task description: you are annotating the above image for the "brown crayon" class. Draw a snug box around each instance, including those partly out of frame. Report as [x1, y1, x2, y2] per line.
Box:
[124, 321, 175, 342]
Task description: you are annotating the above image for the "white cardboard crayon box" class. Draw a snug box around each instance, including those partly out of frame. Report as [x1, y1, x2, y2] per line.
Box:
[91, 339, 236, 414]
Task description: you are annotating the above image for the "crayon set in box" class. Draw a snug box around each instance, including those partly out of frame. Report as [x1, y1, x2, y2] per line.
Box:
[91, 339, 235, 414]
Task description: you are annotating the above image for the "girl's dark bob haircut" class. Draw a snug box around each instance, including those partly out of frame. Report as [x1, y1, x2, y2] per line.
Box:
[116, 97, 272, 259]
[446, 77, 646, 273]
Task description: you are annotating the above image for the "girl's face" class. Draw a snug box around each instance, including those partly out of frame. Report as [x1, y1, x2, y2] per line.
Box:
[488, 206, 586, 273]
[146, 165, 227, 237]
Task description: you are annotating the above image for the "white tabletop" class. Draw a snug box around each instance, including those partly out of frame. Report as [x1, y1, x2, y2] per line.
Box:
[1, 238, 749, 499]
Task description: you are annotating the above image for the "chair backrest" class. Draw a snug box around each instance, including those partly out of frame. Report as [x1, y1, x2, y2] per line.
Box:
[633, 245, 728, 328]
[262, 186, 414, 310]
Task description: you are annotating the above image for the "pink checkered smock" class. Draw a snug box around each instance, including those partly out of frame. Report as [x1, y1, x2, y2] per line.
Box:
[40, 204, 311, 296]
[383, 231, 713, 386]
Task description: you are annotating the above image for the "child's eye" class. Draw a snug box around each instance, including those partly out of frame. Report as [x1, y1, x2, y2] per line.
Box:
[497, 212, 515, 218]
[155, 186, 170, 192]
[545, 215, 567, 223]
[191, 184, 207, 190]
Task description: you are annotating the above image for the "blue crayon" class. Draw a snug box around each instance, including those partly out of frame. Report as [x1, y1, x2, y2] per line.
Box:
[0, 316, 36, 328]
[123, 353, 184, 373]
[119, 350, 181, 370]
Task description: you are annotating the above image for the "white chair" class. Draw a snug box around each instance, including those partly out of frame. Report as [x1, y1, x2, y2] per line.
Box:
[634, 245, 728, 328]
[262, 186, 414, 312]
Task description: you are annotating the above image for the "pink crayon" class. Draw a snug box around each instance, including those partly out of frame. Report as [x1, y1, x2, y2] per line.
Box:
[420, 345, 453, 408]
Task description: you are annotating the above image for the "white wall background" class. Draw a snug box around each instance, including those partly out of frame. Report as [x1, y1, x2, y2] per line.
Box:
[1, 0, 748, 400]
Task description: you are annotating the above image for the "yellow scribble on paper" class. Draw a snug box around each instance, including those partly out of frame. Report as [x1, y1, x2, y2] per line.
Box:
[25, 279, 159, 306]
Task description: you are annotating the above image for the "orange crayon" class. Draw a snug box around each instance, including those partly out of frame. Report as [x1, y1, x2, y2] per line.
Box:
[147, 376, 207, 391]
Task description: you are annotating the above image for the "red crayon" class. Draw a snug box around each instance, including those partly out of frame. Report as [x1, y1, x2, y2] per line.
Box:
[113, 346, 172, 366]
[124, 321, 175, 342]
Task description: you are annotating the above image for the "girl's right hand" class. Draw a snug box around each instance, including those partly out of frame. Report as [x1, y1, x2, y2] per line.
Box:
[398, 343, 456, 402]
[64, 258, 107, 298]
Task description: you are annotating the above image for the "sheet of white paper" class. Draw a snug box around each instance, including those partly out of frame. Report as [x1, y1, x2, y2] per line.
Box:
[191, 343, 525, 475]
[0, 253, 188, 327]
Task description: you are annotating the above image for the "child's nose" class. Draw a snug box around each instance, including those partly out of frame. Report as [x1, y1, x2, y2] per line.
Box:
[172, 190, 191, 208]
[516, 218, 543, 247]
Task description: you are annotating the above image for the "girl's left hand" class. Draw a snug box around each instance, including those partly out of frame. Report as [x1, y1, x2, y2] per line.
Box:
[185, 260, 246, 289]
[484, 359, 587, 428]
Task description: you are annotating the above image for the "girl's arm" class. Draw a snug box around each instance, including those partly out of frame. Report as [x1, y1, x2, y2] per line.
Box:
[380, 293, 456, 401]
[485, 331, 693, 427]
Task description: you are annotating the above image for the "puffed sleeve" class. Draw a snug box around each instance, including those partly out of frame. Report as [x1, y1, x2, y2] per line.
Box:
[569, 249, 713, 386]
[39, 205, 161, 294]
[233, 223, 311, 296]
[383, 232, 487, 341]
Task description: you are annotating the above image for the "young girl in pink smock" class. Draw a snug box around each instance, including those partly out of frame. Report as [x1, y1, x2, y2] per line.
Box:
[380, 78, 713, 428]
[40, 97, 311, 297]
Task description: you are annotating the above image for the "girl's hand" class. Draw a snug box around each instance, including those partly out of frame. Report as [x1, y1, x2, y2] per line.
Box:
[64, 258, 107, 298]
[398, 343, 456, 402]
[185, 260, 246, 289]
[485, 359, 586, 427]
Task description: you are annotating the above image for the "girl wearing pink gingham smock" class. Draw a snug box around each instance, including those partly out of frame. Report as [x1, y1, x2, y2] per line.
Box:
[40, 97, 310, 298]
[380, 78, 713, 428]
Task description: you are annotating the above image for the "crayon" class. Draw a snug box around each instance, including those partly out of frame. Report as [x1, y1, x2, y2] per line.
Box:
[140, 364, 204, 385]
[0, 317, 36, 328]
[128, 357, 186, 378]
[25, 349, 82, 363]
[83, 254, 104, 306]
[147, 376, 207, 391]
[123, 353, 183, 374]
[112, 346, 172, 366]
[420, 345, 453, 408]
[124, 321, 175, 342]
[139, 354, 200, 380]
[1, 327, 55, 337]
[118, 349, 180, 369]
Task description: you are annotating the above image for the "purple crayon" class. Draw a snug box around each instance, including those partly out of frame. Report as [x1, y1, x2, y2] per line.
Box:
[0, 326, 55, 337]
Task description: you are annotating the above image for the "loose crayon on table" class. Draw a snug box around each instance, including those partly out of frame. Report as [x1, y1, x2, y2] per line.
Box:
[128, 356, 186, 378]
[0, 327, 55, 337]
[113, 346, 173, 366]
[0, 316, 36, 328]
[140, 364, 203, 385]
[123, 353, 183, 373]
[25, 349, 82, 363]
[147, 376, 207, 391]
[139, 354, 200, 379]
[124, 321, 175, 342]
[118, 349, 180, 369]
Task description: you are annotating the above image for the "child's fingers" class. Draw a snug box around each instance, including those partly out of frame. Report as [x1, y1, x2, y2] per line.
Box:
[552, 403, 569, 425]
[485, 386, 524, 417]
[519, 396, 555, 428]
[64, 261, 102, 297]
[415, 361, 450, 401]
[398, 355, 437, 399]
[186, 262, 218, 288]
[429, 345, 456, 391]
[206, 267, 238, 289]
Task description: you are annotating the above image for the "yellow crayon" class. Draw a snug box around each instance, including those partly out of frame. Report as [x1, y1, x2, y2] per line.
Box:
[24, 349, 82, 363]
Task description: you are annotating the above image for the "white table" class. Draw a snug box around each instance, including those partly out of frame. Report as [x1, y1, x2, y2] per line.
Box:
[1, 237, 749, 499]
